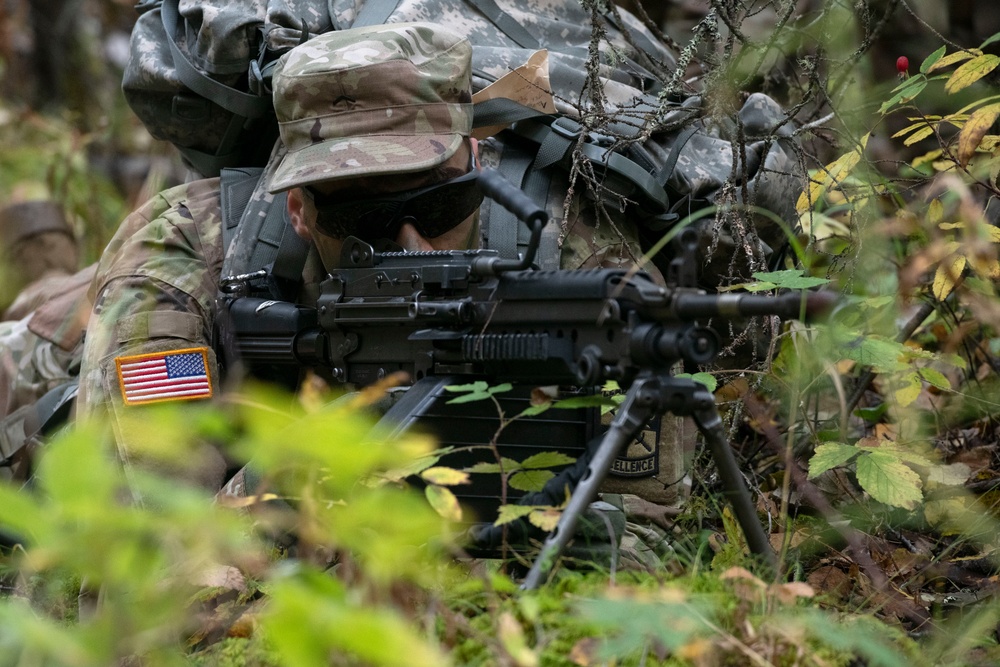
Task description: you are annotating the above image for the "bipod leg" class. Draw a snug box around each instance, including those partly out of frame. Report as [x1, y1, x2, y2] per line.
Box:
[520, 377, 657, 590]
[692, 404, 777, 570]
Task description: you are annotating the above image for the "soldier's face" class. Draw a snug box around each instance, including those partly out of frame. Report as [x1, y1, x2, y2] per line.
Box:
[287, 141, 481, 269]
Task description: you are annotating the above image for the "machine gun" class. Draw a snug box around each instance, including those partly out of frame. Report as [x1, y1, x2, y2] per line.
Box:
[218, 169, 832, 588]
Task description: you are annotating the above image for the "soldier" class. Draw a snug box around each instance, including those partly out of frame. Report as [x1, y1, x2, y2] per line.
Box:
[0, 201, 91, 477]
[80, 24, 663, 467]
[76, 22, 683, 563]
[77, 14, 803, 568]
[1, 200, 80, 321]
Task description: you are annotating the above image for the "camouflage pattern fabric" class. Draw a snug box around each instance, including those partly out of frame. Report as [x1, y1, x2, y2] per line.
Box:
[327, 0, 676, 116]
[663, 93, 802, 290]
[1, 201, 79, 313]
[566, 496, 676, 572]
[0, 317, 77, 476]
[4, 272, 76, 322]
[77, 179, 230, 498]
[122, 0, 335, 166]
[269, 23, 474, 192]
[123, 0, 676, 170]
[477, 136, 664, 276]
[0, 317, 77, 431]
[0, 265, 93, 472]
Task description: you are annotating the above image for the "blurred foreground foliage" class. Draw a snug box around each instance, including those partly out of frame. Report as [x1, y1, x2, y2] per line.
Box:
[0, 386, 924, 667]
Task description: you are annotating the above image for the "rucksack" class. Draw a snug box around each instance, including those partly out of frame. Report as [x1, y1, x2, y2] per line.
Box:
[122, 0, 676, 178]
[122, 0, 700, 278]
[122, 0, 329, 177]
[122, 0, 801, 287]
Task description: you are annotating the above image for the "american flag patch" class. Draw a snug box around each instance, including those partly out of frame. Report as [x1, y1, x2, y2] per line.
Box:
[115, 347, 213, 406]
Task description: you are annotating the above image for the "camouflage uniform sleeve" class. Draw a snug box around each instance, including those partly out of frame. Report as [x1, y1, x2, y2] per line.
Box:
[0, 316, 78, 470]
[77, 178, 229, 496]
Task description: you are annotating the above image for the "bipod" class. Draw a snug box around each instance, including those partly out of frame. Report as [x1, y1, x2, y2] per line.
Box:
[520, 373, 776, 590]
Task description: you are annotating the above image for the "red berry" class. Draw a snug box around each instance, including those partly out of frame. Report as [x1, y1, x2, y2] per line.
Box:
[896, 56, 909, 74]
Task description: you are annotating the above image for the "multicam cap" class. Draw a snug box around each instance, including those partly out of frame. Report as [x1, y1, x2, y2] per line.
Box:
[0, 200, 73, 247]
[268, 22, 473, 193]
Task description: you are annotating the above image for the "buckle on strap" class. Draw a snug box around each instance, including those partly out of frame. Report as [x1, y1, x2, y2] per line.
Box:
[533, 116, 584, 170]
[549, 115, 583, 140]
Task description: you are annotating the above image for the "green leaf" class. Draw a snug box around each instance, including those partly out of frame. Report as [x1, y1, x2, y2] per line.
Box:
[265, 573, 448, 667]
[381, 452, 442, 483]
[509, 469, 555, 492]
[519, 403, 551, 417]
[982, 33, 1000, 49]
[445, 391, 492, 404]
[733, 279, 777, 293]
[675, 372, 718, 393]
[445, 381, 512, 403]
[853, 403, 889, 422]
[855, 451, 923, 509]
[860, 295, 896, 310]
[808, 443, 861, 478]
[520, 451, 577, 469]
[0, 483, 47, 543]
[919, 367, 951, 390]
[838, 335, 911, 372]
[889, 73, 928, 94]
[444, 381, 489, 393]
[920, 45, 947, 73]
[550, 395, 619, 410]
[938, 351, 969, 370]
[879, 79, 927, 113]
[928, 49, 981, 73]
[787, 609, 914, 667]
[893, 371, 923, 407]
[870, 447, 934, 469]
[495, 504, 536, 526]
[465, 457, 521, 474]
[750, 270, 831, 290]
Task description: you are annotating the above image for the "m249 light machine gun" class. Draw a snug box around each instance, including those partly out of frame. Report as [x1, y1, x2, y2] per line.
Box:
[220, 168, 833, 588]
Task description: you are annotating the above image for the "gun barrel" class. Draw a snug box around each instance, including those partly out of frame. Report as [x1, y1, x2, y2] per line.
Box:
[673, 290, 836, 321]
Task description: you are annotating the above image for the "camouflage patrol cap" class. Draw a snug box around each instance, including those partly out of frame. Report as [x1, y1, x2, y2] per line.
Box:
[0, 201, 73, 247]
[268, 22, 473, 193]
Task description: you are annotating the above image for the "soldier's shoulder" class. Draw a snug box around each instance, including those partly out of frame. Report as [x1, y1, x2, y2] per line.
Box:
[156, 178, 223, 209]
[141, 177, 224, 228]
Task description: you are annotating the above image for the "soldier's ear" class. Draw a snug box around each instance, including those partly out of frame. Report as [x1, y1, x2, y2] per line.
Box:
[286, 188, 314, 242]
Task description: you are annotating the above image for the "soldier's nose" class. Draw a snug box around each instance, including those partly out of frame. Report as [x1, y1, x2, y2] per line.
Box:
[395, 220, 434, 252]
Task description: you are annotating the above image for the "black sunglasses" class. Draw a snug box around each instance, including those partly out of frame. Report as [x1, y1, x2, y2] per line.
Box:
[303, 152, 483, 243]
